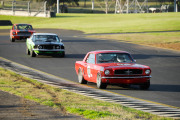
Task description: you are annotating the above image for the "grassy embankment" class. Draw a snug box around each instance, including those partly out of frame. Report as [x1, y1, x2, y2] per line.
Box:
[89, 32, 180, 51]
[0, 67, 172, 120]
[0, 13, 180, 51]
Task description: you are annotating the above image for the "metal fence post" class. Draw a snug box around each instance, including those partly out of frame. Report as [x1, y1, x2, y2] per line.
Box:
[1, 1, 4, 9]
[147, 0, 149, 13]
[12, 1, 13, 14]
[44, 1, 47, 17]
[12, 1, 15, 15]
[174, 0, 178, 12]
[92, 0, 94, 12]
[57, 0, 59, 13]
[127, 0, 129, 14]
[28, 1, 30, 16]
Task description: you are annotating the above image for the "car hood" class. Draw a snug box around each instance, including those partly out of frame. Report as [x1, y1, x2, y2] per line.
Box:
[34, 42, 63, 45]
[98, 63, 150, 70]
[18, 30, 35, 32]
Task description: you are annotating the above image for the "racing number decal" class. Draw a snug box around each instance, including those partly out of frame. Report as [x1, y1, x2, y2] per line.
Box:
[87, 66, 91, 78]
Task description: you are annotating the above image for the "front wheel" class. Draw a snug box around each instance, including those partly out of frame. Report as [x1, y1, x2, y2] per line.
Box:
[78, 69, 87, 84]
[26, 47, 30, 55]
[140, 81, 150, 90]
[61, 51, 65, 57]
[96, 73, 107, 89]
[10, 37, 15, 42]
[30, 49, 36, 57]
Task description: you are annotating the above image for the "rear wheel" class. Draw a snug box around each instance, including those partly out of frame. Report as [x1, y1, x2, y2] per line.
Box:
[97, 73, 107, 89]
[78, 69, 87, 84]
[140, 81, 150, 90]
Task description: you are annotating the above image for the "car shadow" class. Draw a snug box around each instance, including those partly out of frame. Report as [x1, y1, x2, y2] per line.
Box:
[65, 54, 86, 59]
[105, 84, 180, 92]
[33, 54, 86, 59]
[11, 40, 26, 43]
[63, 39, 97, 43]
[132, 54, 180, 60]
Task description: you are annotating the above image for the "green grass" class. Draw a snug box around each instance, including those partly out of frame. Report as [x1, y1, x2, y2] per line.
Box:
[0, 12, 180, 34]
[89, 32, 180, 51]
[66, 107, 120, 119]
[0, 67, 173, 120]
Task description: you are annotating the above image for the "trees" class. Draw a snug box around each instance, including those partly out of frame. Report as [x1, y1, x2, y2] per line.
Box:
[31, 0, 79, 7]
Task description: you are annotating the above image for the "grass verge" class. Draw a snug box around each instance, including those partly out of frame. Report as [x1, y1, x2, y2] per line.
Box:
[0, 67, 173, 120]
[1, 13, 179, 51]
[0, 13, 180, 34]
[89, 32, 180, 51]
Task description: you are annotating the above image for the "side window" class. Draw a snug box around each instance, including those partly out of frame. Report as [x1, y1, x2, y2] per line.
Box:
[86, 54, 95, 64]
[32, 35, 35, 41]
[13, 25, 16, 30]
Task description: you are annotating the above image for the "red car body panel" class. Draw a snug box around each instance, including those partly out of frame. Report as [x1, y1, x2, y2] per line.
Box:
[75, 50, 151, 86]
[10, 24, 35, 40]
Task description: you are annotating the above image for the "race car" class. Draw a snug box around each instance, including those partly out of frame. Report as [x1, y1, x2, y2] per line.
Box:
[75, 50, 151, 89]
[10, 24, 35, 42]
[26, 33, 65, 57]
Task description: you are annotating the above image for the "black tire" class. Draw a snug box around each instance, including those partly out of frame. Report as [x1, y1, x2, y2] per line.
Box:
[78, 69, 87, 84]
[26, 47, 30, 55]
[121, 84, 130, 88]
[61, 51, 65, 57]
[96, 73, 107, 89]
[30, 49, 36, 57]
[140, 81, 150, 90]
[10, 38, 15, 42]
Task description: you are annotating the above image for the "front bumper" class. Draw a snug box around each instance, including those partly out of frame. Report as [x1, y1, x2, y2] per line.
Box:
[12, 35, 31, 40]
[101, 76, 151, 84]
[102, 76, 151, 79]
[34, 49, 65, 55]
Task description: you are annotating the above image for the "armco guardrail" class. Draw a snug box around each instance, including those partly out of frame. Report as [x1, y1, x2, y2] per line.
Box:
[0, 1, 55, 17]
[0, 9, 55, 18]
[0, 20, 12, 26]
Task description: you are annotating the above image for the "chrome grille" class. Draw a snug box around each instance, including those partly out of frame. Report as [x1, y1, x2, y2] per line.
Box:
[43, 45, 54, 49]
[17, 32, 31, 36]
[114, 69, 142, 75]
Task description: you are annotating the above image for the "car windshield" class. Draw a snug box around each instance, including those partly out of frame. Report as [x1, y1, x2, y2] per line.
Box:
[33, 35, 60, 42]
[96, 53, 133, 63]
[17, 24, 33, 30]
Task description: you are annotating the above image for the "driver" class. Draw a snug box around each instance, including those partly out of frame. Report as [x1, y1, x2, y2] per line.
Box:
[117, 55, 125, 63]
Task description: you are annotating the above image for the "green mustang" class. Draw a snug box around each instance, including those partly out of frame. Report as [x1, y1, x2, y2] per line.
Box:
[26, 33, 65, 57]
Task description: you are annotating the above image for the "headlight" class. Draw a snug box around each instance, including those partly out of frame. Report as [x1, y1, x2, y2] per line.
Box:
[104, 70, 110, 75]
[145, 69, 150, 74]
[38, 45, 43, 49]
[61, 45, 64, 49]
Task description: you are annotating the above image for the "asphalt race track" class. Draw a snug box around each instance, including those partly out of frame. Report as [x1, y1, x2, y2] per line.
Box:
[0, 29, 180, 108]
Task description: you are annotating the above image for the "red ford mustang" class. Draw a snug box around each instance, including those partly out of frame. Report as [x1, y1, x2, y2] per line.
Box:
[10, 24, 35, 42]
[75, 50, 151, 89]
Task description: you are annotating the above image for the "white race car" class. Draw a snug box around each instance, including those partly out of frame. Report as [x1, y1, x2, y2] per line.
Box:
[26, 33, 65, 57]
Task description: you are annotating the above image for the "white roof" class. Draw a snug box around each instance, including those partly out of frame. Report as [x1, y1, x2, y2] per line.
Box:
[33, 33, 58, 36]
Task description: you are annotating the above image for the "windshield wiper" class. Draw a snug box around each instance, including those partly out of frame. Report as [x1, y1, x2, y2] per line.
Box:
[45, 40, 52, 42]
